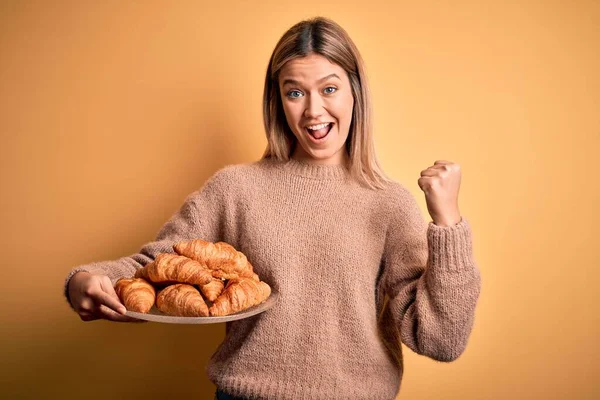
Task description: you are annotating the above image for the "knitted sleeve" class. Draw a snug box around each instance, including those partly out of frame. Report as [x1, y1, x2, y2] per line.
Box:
[62, 169, 229, 309]
[377, 186, 482, 362]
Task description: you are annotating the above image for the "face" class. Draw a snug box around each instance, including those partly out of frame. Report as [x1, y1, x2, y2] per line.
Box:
[278, 53, 354, 165]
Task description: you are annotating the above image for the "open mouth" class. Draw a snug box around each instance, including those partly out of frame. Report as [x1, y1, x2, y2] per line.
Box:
[305, 122, 333, 141]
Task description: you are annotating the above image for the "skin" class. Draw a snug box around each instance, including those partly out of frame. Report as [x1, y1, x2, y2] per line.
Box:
[279, 53, 354, 166]
[418, 160, 462, 227]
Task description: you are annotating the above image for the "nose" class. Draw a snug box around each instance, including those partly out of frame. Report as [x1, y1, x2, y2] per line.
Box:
[303, 92, 325, 119]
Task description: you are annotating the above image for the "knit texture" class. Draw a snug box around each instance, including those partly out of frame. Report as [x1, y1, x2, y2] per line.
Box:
[63, 157, 481, 400]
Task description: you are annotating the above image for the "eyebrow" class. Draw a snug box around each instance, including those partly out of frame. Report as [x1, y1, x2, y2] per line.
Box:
[281, 73, 341, 87]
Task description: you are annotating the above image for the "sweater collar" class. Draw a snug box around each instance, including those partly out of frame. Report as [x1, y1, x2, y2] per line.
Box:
[267, 157, 350, 180]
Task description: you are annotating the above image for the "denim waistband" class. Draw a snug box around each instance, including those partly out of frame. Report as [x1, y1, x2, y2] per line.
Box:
[214, 389, 249, 400]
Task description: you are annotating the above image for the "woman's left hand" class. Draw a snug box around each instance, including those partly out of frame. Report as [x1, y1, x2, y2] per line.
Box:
[417, 160, 462, 227]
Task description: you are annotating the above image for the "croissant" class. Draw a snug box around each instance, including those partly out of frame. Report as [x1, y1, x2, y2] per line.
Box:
[134, 262, 152, 280]
[156, 284, 209, 317]
[115, 278, 156, 313]
[200, 278, 225, 302]
[145, 253, 213, 286]
[174, 239, 259, 281]
[209, 278, 271, 317]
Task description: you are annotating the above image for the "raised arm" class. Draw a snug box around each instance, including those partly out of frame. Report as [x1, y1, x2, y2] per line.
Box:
[377, 188, 481, 362]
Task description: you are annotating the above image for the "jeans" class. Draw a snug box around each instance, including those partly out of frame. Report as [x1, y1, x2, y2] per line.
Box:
[214, 389, 249, 400]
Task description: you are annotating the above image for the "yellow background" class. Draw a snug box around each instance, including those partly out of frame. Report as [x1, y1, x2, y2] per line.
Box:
[1, 1, 598, 399]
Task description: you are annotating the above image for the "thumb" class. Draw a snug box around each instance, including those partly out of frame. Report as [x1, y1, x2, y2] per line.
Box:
[99, 276, 127, 315]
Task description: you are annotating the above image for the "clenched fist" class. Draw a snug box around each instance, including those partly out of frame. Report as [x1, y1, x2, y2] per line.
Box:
[417, 160, 462, 227]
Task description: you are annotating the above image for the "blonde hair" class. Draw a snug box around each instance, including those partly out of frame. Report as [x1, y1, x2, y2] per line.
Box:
[261, 17, 391, 190]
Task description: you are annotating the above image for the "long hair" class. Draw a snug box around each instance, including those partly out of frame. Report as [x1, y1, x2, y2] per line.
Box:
[261, 17, 391, 190]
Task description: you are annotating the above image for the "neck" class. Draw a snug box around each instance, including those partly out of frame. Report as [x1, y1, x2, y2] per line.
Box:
[290, 147, 350, 167]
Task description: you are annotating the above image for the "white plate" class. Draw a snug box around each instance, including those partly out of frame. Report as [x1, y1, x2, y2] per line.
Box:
[124, 289, 278, 324]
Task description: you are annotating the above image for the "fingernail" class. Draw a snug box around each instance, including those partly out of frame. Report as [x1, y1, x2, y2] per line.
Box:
[120, 307, 127, 314]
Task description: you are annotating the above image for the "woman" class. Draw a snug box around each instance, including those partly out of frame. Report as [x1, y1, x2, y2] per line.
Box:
[65, 17, 481, 400]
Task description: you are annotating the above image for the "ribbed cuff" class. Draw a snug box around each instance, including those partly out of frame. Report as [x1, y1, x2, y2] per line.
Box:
[426, 217, 475, 272]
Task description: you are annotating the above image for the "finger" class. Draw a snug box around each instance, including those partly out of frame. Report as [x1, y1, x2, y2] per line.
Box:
[434, 160, 452, 165]
[99, 276, 127, 315]
[418, 176, 432, 190]
[97, 304, 146, 323]
[92, 290, 127, 315]
[429, 164, 451, 173]
[79, 311, 99, 322]
[420, 168, 439, 177]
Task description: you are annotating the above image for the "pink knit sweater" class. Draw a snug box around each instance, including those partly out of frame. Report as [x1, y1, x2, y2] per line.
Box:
[64, 157, 481, 400]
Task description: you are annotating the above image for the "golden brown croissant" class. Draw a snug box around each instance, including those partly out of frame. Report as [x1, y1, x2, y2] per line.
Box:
[200, 278, 225, 302]
[134, 262, 152, 280]
[209, 278, 271, 316]
[156, 284, 209, 317]
[146, 253, 213, 285]
[114, 278, 156, 313]
[174, 239, 259, 281]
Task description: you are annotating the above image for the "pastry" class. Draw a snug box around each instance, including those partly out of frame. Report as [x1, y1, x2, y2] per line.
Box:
[200, 278, 225, 302]
[209, 277, 271, 317]
[146, 253, 213, 286]
[174, 239, 259, 281]
[115, 277, 156, 313]
[156, 283, 209, 317]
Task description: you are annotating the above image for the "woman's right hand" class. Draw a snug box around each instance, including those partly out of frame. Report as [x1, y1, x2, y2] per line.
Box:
[68, 271, 146, 323]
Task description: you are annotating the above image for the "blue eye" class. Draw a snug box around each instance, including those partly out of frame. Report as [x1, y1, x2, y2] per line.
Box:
[287, 90, 302, 98]
[324, 87, 337, 94]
